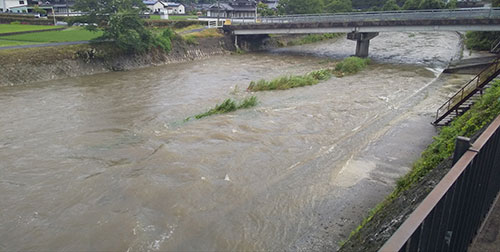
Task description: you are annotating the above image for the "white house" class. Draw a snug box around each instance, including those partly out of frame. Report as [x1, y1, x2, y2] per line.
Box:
[143, 0, 165, 13]
[1, 0, 28, 12]
[165, 2, 185, 15]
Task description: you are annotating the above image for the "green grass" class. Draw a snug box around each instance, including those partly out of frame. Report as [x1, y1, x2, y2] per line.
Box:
[248, 69, 332, 91]
[247, 57, 370, 92]
[286, 33, 341, 46]
[150, 15, 198, 21]
[0, 27, 102, 43]
[335, 57, 371, 75]
[174, 24, 205, 33]
[0, 39, 40, 47]
[187, 96, 258, 120]
[0, 24, 60, 34]
[341, 79, 500, 249]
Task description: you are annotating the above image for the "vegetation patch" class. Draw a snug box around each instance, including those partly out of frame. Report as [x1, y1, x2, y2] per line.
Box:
[0, 24, 60, 34]
[182, 28, 223, 43]
[335, 56, 371, 75]
[186, 96, 258, 120]
[465, 31, 500, 51]
[0, 27, 102, 43]
[285, 33, 342, 46]
[340, 80, 500, 251]
[247, 57, 369, 92]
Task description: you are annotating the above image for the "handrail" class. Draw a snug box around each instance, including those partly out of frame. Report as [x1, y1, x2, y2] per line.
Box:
[380, 115, 500, 252]
[434, 56, 500, 124]
[231, 7, 500, 25]
[491, 37, 500, 53]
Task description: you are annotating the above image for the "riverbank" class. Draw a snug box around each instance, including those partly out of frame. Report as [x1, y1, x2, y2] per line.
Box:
[0, 36, 234, 86]
[338, 78, 500, 252]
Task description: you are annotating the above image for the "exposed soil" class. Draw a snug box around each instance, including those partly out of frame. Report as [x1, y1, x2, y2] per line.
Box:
[0, 36, 235, 86]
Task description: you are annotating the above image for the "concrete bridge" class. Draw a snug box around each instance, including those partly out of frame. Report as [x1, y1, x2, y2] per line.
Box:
[223, 8, 500, 57]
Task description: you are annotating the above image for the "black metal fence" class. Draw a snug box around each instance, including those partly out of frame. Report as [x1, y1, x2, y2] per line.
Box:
[380, 115, 500, 252]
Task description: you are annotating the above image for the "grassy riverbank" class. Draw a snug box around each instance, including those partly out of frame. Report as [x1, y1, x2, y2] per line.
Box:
[340, 79, 500, 251]
[247, 57, 370, 92]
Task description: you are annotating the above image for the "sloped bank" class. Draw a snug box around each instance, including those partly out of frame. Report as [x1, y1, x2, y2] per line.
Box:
[0, 36, 234, 86]
[339, 80, 500, 252]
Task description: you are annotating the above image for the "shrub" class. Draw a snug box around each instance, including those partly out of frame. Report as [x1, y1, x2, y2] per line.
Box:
[335, 56, 370, 75]
[189, 96, 258, 120]
[465, 31, 500, 51]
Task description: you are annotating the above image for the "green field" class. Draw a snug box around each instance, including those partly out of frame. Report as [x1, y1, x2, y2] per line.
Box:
[0, 24, 60, 34]
[0, 39, 40, 47]
[0, 27, 102, 43]
[149, 15, 198, 20]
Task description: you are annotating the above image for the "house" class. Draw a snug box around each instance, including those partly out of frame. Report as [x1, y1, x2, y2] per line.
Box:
[1, 0, 28, 12]
[143, 0, 166, 13]
[165, 2, 185, 14]
[260, 0, 278, 10]
[206, 0, 256, 19]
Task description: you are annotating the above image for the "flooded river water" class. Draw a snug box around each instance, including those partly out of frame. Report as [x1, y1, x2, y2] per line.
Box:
[0, 32, 464, 251]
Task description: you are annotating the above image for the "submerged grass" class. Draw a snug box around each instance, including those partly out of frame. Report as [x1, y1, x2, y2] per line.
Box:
[187, 96, 258, 120]
[340, 80, 500, 249]
[247, 57, 369, 92]
[335, 56, 371, 75]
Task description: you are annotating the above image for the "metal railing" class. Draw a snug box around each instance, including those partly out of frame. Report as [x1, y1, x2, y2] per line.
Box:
[434, 56, 500, 125]
[380, 115, 500, 252]
[491, 37, 500, 53]
[243, 7, 500, 24]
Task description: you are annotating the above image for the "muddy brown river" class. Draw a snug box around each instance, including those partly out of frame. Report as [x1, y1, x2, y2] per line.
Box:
[0, 32, 465, 251]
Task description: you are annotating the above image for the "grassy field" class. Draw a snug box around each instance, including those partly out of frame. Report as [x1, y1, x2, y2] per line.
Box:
[0, 39, 40, 47]
[0, 27, 102, 43]
[0, 24, 60, 34]
[150, 15, 198, 20]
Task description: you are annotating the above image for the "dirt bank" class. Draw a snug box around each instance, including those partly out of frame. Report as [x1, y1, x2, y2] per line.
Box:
[0, 36, 234, 86]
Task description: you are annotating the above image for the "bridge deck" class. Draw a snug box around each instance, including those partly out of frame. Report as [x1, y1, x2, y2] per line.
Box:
[224, 8, 500, 34]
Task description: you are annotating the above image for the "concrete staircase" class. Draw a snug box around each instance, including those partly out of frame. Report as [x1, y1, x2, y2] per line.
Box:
[433, 56, 500, 126]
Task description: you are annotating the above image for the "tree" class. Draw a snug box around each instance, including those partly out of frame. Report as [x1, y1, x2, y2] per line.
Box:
[33, 5, 47, 15]
[257, 2, 276, 16]
[324, 0, 352, 13]
[402, 0, 420, 9]
[278, 0, 324, 14]
[446, 0, 457, 9]
[73, 0, 172, 53]
[417, 0, 445, 9]
[382, 0, 400, 10]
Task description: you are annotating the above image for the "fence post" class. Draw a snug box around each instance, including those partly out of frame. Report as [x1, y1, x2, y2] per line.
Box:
[453, 136, 471, 165]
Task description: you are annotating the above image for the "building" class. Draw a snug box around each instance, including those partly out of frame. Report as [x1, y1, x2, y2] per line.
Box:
[206, 0, 256, 19]
[260, 0, 278, 10]
[165, 2, 185, 14]
[1, 0, 28, 12]
[143, 0, 165, 13]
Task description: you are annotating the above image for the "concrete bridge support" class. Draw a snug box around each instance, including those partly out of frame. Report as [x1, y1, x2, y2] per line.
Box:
[347, 32, 379, 58]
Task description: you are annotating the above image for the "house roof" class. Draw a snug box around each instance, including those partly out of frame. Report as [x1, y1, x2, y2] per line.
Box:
[208, 1, 255, 11]
[143, 0, 158, 5]
[164, 2, 182, 7]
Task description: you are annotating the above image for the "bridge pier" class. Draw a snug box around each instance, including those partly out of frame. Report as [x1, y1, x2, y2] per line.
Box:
[347, 32, 379, 58]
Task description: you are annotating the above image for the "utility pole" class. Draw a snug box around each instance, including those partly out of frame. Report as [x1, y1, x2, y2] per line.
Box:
[217, 0, 220, 27]
[254, 0, 257, 22]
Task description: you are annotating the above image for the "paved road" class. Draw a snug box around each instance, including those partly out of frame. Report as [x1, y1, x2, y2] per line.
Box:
[0, 40, 90, 50]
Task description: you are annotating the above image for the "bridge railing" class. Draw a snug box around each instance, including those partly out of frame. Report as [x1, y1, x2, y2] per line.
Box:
[380, 115, 500, 252]
[253, 8, 500, 24]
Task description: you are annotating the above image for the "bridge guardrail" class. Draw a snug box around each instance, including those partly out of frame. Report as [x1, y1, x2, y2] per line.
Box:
[250, 8, 500, 24]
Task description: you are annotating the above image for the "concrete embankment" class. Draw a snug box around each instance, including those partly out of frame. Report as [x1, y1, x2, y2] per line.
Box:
[0, 36, 234, 86]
